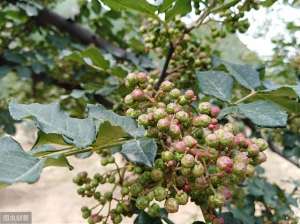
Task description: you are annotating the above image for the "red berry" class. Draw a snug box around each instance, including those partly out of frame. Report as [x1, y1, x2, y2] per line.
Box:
[131, 88, 145, 101]
[183, 135, 197, 147]
[183, 183, 191, 192]
[184, 90, 196, 100]
[210, 105, 220, 117]
[157, 118, 170, 131]
[173, 141, 187, 153]
[216, 156, 233, 173]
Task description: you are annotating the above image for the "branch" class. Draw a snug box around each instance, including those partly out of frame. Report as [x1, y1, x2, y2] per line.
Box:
[154, 43, 174, 90]
[34, 9, 132, 61]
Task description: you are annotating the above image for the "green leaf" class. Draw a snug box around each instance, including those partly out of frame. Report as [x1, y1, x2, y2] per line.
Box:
[196, 71, 233, 102]
[95, 121, 127, 146]
[100, 0, 157, 16]
[0, 137, 45, 184]
[245, 86, 300, 113]
[87, 104, 145, 138]
[218, 106, 239, 120]
[63, 47, 110, 70]
[9, 102, 96, 148]
[238, 101, 287, 127]
[121, 138, 157, 167]
[158, 0, 175, 12]
[165, 0, 191, 20]
[224, 62, 261, 90]
[34, 132, 68, 147]
[30, 145, 73, 169]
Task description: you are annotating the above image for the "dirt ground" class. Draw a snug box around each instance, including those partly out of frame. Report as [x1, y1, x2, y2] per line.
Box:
[0, 123, 299, 224]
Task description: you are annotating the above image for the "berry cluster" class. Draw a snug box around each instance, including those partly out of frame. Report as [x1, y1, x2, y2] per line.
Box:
[73, 73, 268, 223]
[125, 73, 267, 220]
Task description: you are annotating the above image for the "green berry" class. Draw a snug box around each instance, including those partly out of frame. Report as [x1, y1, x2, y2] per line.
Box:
[160, 80, 174, 91]
[121, 186, 129, 196]
[151, 169, 163, 182]
[198, 102, 211, 114]
[175, 111, 189, 123]
[162, 151, 174, 161]
[130, 183, 143, 196]
[175, 192, 189, 205]
[181, 154, 195, 168]
[138, 114, 150, 126]
[164, 198, 179, 213]
[148, 203, 161, 217]
[169, 88, 181, 99]
[154, 186, 167, 201]
[136, 196, 150, 210]
[192, 163, 205, 177]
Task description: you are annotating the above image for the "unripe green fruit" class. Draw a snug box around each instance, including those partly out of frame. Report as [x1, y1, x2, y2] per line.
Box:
[121, 186, 129, 196]
[198, 102, 211, 114]
[94, 191, 101, 200]
[153, 108, 167, 120]
[104, 191, 113, 201]
[130, 183, 143, 196]
[154, 186, 167, 201]
[124, 94, 134, 105]
[192, 163, 205, 177]
[164, 198, 179, 213]
[112, 214, 122, 224]
[256, 152, 267, 164]
[166, 103, 180, 114]
[246, 164, 255, 177]
[208, 193, 225, 207]
[151, 169, 163, 181]
[157, 118, 170, 131]
[126, 73, 137, 86]
[148, 203, 161, 217]
[178, 95, 188, 105]
[138, 114, 149, 126]
[183, 135, 197, 147]
[247, 144, 260, 156]
[233, 161, 247, 175]
[175, 192, 189, 205]
[192, 114, 211, 127]
[205, 133, 219, 147]
[253, 138, 268, 151]
[82, 209, 91, 219]
[154, 158, 165, 169]
[126, 108, 140, 118]
[162, 151, 174, 161]
[136, 196, 150, 210]
[181, 154, 195, 168]
[169, 88, 181, 99]
[175, 111, 189, 123]
[139, 171, 152, 185]
[160, 80, 174, 91]
[180, 167, 191, 175]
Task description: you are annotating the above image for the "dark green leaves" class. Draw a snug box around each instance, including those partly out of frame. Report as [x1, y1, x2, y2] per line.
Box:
[197, 71, 233, 101]
[224, 62, 261, 90]
[88, 104, 145, 138]
[63, 47, 110, 70]
[0, 137, 44, 184]
[100, 0, 157, 16]
[121, 138, 157, 167]
[9, 102, 96, 148]
[165, 0, 192, 20]
[219, 101, 288, 127]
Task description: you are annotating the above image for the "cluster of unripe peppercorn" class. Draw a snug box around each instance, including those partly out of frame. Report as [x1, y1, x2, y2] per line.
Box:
[140, 16, 212, 88]
[125, 72, 267, 221]
[73, 72, 268, 224]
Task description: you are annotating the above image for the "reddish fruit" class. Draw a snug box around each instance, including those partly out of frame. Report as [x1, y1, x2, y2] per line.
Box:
[169, 123, 181, 138]
[205, 133, 219, 147]
[247, 143, 260, 156]
[173, 141, 187, 153]
[211, 118, 218, 125]
[183, 183, 191, 192]
[131, 88, 145, 101]
[183, 135, 197, 147]
[157, 118, 170, 131]
[210, 105, 220, 117]
[192, 114, 211, 127]
[184, 90, 196, 100]
[216, 156, 233, 173]
[136, 72, 148, 83]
